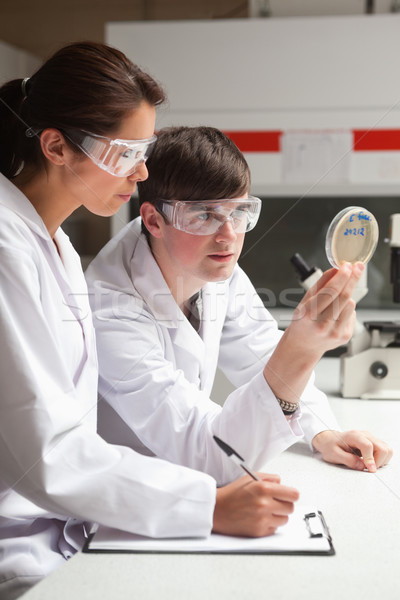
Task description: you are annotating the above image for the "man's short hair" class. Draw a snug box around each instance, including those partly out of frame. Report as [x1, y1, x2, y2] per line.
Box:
[137, 126, 250, 240]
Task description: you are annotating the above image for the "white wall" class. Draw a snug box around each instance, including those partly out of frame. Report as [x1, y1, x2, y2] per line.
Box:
[249, 0, 396, 18]
[107, 15, 400, 200]
[0, 40, 41, 83]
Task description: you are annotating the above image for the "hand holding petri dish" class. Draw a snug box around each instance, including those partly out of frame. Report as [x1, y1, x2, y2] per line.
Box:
[325, 206, 379, 269]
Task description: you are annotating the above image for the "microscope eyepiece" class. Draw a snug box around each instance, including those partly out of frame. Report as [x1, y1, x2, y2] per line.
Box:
[290, 253, 316, 282]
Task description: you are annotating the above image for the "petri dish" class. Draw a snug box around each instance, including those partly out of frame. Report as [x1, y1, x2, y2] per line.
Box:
[325, 206, 379, 269]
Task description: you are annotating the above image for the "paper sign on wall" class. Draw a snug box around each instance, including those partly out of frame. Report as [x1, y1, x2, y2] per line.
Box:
[281, 130, 352, 184]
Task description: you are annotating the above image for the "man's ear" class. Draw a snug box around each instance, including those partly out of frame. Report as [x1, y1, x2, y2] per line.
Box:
[39, 129, 72, 166]
[140, 202, 164, 238]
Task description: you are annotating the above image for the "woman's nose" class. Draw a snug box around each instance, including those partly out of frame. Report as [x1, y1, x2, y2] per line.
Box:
[128, 161, 149, 182]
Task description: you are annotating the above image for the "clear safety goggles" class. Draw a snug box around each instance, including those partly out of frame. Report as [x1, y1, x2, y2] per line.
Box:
[157, 197, 262, 236]
[63, 129, 157, 177]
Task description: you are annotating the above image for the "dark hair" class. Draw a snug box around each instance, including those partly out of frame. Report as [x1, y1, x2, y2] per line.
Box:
[0, 41, 165, 178]
[137, 126, 250, 240]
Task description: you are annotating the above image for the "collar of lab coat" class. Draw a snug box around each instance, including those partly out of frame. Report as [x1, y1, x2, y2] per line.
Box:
[0, 173, 89, 317]
[0, 173, 52, 241]
[131, 219, 220, 325]
[131, 226, 195, 329]
[130, 219, 228, 367]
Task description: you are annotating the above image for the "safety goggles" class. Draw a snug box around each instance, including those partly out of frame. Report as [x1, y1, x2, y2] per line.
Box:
[63, 129, 157, 177]
[157, 197, 262, 236]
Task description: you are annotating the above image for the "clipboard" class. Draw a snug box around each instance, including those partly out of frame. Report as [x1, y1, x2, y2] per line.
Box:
[84, 507, 334, 556]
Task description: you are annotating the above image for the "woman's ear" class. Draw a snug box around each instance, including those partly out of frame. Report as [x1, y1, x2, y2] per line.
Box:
[140, 202, 164, 239]
[39, 129, 72, 166]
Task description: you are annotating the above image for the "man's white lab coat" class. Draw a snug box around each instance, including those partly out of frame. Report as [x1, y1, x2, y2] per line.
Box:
[0, 176, 216, 598]
[86, 218, 339, 484]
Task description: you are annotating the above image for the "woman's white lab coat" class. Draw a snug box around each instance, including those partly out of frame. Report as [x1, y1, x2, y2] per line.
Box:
[0, 175, 216, 598]
[86, 218, 340, 485]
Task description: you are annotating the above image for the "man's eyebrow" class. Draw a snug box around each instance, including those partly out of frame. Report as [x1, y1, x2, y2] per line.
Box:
[187, 203, 210, 211]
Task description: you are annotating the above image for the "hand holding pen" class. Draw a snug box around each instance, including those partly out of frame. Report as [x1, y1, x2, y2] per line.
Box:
[212, 436, 300, 538]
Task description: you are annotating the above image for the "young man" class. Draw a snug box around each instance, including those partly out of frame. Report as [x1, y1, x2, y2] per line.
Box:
[86, 126, 392, 492]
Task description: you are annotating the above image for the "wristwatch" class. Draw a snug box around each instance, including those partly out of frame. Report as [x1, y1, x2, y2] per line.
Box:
[276, 397, 299, 415]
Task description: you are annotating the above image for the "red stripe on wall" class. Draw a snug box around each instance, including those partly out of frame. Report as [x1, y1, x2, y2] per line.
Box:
[223, 131, 281, 153]
[353, 129, 400, 151]
[224, 129, 400, 153]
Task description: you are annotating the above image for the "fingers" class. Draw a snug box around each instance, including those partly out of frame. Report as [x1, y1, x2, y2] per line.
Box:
[306, 266, 339, 295]
[266, 481, 300, 504]
[257, 474, 301, 501]
[342, 430, 394, 471]
[346, 431, 377, 472]
[268, 514, 290, 529]
[325, 446, 365, 471]
[317, 262, 364, 296]
[313, 431, 365, 470]
[305, 262, 363, 317]
[258, 473, 281, 484]
[373, 439, 394, 469]
[314, 429, 394, 473]
[213, 475, 300, 538]
[295, 263, 364, 323]
[249, 480, 299, 534]
[304, 263, 349, 303]
[291, 263, 363, 355]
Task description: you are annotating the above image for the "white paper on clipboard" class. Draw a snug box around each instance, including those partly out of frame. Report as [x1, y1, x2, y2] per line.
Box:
[85, 506, 334, 556]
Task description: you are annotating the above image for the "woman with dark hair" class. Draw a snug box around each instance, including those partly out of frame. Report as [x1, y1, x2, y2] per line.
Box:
[0, 43, 301, 600]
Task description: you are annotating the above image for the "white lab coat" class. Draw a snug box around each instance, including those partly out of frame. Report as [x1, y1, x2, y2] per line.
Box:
[0, 175, 216, 599]
[86, 218, 340, 485]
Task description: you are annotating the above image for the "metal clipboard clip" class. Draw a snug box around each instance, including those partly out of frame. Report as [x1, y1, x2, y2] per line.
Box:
[304, 511, 332, 542]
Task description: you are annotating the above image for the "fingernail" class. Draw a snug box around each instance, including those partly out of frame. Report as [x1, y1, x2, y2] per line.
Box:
[354, 262, 365, 275]
[364, 458, 376, 472]
[341, 262, 352, 275]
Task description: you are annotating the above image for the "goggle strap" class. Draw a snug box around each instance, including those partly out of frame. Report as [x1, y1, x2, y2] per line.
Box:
[159, 202, 176, 222]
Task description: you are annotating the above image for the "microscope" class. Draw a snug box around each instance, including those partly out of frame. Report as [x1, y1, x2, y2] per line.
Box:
[291, 214, 400, 400]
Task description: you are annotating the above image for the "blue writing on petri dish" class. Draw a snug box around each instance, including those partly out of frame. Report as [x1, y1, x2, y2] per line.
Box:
[344, 227, 365, 236]
[349, 211, 371, 223]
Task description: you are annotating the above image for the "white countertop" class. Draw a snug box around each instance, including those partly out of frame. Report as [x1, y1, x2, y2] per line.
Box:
[270, 307, 399, 330]
[21, 358, 400, 600]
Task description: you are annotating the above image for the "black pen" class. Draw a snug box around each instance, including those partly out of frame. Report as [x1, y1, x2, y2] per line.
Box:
[213, 435, 261, 481]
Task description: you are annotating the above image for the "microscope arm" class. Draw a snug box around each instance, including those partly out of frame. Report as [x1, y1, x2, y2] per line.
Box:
[389, 214, 400, 303]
